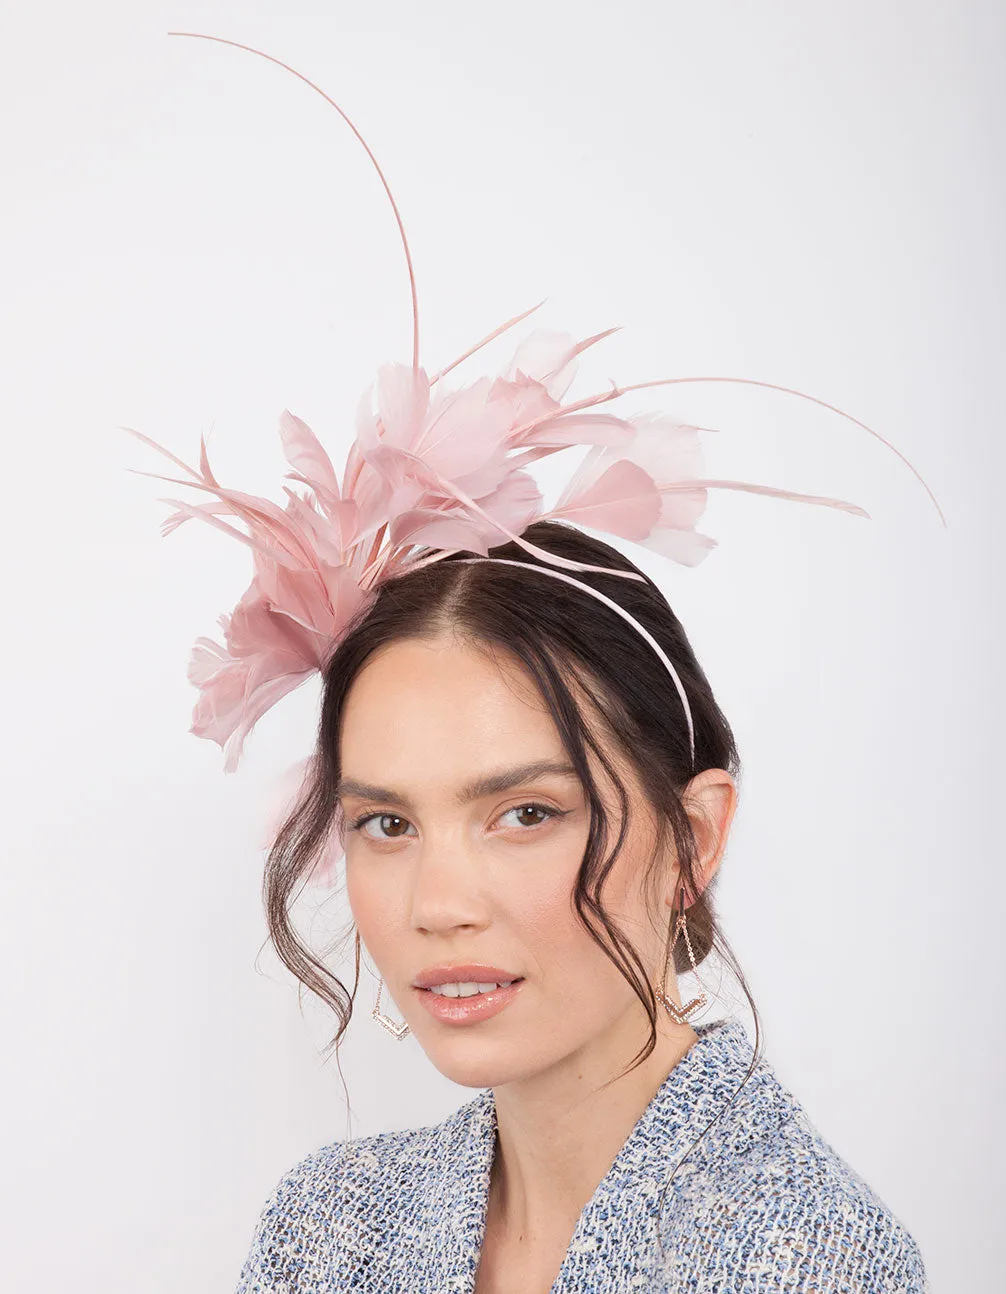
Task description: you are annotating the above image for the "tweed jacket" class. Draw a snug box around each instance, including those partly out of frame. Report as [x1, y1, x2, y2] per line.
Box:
[234, 1017, 929, 1293]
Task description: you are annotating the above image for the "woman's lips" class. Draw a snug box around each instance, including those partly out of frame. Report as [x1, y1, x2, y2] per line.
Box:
[414, 978, 525, 1025]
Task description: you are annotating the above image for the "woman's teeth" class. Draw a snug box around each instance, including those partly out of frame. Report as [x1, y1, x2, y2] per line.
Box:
[428, 980, 514, 997]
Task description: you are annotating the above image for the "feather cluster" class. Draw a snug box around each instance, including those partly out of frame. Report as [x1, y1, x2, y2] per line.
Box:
[125, 325, 870, 773]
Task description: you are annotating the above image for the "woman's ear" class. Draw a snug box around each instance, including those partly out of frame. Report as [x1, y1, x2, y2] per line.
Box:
[669, 768, 738, 907]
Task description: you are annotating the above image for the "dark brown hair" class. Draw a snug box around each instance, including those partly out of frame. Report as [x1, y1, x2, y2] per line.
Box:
[263, 517, 762, 1243]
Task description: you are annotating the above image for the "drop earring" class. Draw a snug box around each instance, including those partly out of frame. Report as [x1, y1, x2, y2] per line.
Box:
[655, 881, 709, 1024]
[372, 976, 411, 1040]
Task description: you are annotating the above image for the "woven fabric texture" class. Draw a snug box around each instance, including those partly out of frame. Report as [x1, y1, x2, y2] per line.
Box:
[234, 1016, 929, 1292]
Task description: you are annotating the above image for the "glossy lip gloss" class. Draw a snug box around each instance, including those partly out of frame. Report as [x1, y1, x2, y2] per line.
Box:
[414, 978, 525, 1025]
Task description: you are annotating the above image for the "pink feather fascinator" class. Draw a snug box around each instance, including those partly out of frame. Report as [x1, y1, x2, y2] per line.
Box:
[124, 32, 945, 779]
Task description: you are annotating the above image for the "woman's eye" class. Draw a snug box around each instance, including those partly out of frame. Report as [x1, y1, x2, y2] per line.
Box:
[352, 813, 416, 841]
[498, 803, 561, 831]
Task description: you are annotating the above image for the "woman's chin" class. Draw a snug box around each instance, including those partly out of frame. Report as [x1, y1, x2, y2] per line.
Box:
[420, 1037, 546, 1091]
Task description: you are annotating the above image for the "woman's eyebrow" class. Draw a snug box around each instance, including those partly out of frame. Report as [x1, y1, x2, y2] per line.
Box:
[335, 759, 579, 811]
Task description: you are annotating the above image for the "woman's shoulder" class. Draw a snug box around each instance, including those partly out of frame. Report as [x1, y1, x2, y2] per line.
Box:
[233, 1090, 486, 1292]
[668, 1056, 930, 1292]
[261, 1083, 485, 1192]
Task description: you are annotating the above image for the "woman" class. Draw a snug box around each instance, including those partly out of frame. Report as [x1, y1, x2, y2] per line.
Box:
[228, 523, 929, 1293]
[133, 32, 937, 1293]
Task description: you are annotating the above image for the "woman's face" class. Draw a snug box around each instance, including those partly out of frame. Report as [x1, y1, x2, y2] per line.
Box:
[338, 632, 707, 1091]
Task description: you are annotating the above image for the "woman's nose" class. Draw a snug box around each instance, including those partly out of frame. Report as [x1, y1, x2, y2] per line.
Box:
[407, 832, 490, 934]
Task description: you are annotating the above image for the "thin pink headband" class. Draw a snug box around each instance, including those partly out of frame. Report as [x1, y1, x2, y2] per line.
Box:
[125, 31, 945, 792]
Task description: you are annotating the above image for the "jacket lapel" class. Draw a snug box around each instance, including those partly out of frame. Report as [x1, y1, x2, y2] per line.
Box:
[546, 1018, 766, 1291]
[417, 1085, 497, 1293]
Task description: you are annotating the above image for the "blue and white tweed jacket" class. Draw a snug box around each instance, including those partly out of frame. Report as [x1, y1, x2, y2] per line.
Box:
[235, 1017, 929, 1292]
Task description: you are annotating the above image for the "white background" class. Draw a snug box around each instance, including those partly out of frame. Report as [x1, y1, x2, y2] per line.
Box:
[1, 2, 1002, 1290]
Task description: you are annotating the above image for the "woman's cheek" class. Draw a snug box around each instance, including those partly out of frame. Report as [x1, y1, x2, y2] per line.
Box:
[343, 848, 385, 933]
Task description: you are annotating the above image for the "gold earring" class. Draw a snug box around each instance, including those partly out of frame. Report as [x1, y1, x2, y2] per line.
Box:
[655, 882, 709, 1024]
[372, 976, 411, 1040]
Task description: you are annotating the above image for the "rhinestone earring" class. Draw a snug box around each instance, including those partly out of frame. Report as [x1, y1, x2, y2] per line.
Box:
[372, 976, 411, 1040]
[655, 881, 709, 1024]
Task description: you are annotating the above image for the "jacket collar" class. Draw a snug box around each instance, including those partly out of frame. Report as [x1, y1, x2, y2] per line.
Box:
[421, 1016, 772, 1293]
